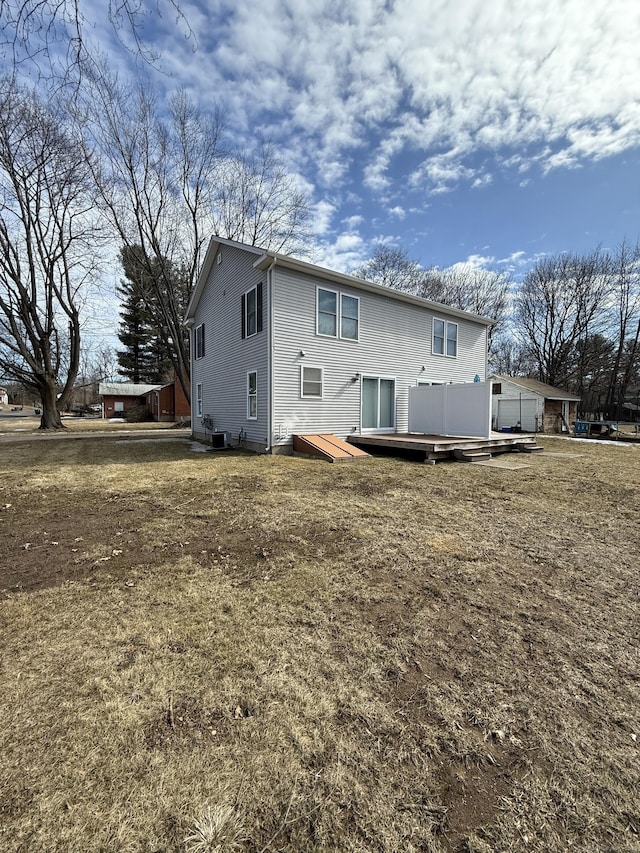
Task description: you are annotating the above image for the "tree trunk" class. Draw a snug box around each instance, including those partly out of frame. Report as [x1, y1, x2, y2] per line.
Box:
[38, 378, 64, 430]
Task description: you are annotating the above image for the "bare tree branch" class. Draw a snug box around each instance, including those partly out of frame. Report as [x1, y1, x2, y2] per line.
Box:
[0, 75, 102, 427]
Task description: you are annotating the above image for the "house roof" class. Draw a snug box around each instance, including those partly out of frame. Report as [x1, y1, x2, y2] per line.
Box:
[185, 236, 496, 327]
[492, 375, 581, 401]
[98, 382, 160, 396]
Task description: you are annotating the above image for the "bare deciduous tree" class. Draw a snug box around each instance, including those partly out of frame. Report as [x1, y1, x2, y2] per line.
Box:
[80, 72, 223, 402]
[353, 245, 424, 293]
[488, 334, 535, 377]
[515, 250, 610, 390]
[214, 143, 312, 256]
[82, 68, 312, 403]
[418, 264, 510, 353]
[0, 77, 101, 428]
[0, 0, 193, 82]
[603, 241, 640, 418]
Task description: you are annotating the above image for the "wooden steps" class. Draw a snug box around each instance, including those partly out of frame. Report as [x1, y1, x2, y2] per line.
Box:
[453, 448, 492, 463]
[515, 443, 544, 453]
[293, 434, 370, 463]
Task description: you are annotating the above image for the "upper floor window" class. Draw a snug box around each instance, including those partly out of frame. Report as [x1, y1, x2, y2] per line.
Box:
[317, 287, 359, 340]
[341, 294, 359, 340]
[242, 283, 263, 339]
[433, 318, 458, 358]
[317, 288, 338, 336]
[492, 382, 502, 395]
[195, 323, 205, 359]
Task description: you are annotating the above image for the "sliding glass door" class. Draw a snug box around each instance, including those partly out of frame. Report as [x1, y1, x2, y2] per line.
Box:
[361, 376, 395, 431]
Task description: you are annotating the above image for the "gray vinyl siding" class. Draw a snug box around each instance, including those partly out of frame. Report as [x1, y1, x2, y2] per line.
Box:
[271, 266, 488, 445]
[190, 244, 269, 447]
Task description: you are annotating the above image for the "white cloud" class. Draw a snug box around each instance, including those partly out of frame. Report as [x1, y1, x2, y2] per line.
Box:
[72, 1, 640, 222]
[453, 254, 496, 272]
[310, 200, 337, 237]
[472, 174, 493, 189]
[342, 214, 364, 230]
[316, 232, 368, 273]
[388, 206, 406, 219]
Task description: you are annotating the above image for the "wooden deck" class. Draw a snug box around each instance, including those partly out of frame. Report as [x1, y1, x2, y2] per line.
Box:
[348, 431, 543, 463]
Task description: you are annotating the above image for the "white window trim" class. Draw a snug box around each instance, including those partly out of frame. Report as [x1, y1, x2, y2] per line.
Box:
[432, 317, 458, 358]
[247, 370, 257, 420]
[243, 284, 260, 338]
[316, 286, 338, 338]
[360, 374, 396, 434]
[194, 323, 205, 359]
[339, 293, 360, 341]
[196, 383, 203, 418]
[300, 364, 324, 399]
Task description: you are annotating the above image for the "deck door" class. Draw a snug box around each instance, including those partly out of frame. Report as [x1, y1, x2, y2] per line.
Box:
[361, 376, 395, 432]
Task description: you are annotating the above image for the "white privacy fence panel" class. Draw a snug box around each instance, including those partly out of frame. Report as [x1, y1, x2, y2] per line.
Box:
[408, 382, 492, 438]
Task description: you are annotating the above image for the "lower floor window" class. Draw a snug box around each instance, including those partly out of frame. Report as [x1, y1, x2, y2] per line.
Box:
[301, 365, 323, 398]
[247, 371, 257, 419]
[196, 383, 202, 417]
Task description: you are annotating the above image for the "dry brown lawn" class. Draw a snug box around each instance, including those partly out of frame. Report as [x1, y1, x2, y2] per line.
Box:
[0, 434, 638, 853]
[0, 416, 184, 435]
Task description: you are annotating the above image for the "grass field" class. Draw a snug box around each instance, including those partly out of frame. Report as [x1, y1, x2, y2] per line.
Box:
[0, 434, 638, 853]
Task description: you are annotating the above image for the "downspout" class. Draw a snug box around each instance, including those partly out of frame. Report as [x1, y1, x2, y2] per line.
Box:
[184, 319, 195, 437]
[265, 258, 276, 452]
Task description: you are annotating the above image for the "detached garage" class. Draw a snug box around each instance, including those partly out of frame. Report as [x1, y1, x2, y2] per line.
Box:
[491, 376, 581, 434]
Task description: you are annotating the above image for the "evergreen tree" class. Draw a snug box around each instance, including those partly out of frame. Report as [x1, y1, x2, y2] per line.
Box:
[116, 246, 173, 384]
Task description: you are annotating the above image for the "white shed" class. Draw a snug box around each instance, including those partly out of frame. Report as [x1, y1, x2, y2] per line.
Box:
[490, 376, 581, 433]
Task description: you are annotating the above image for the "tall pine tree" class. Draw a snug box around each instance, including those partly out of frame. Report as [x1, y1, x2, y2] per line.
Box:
[116, 246, 173, 384]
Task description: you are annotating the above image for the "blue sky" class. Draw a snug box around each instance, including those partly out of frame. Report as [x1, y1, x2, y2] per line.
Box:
[9, 0, 640, 285]
[88, 0, 640, 281]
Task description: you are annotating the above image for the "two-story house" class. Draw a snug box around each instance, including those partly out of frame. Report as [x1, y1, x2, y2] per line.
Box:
[185, 237, 494, 453]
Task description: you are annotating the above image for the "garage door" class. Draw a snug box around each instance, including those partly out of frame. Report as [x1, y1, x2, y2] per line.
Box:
[496, 398, 537, 431]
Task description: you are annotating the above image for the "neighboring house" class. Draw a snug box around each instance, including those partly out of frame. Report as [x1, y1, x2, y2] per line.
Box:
[100, 378, 191, 422]
[490, 375, 581, 433]
[99, 382, 158, 418]
[185, 237, 494, 453]
[98, 379, 191, 422]
[143, 378, 191, 422]
[0, 387, 8, 406]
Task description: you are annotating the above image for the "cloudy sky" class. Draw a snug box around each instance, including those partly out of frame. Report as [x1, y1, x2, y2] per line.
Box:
[18, 0, 640, 279]
[94, 0, 640, 278]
